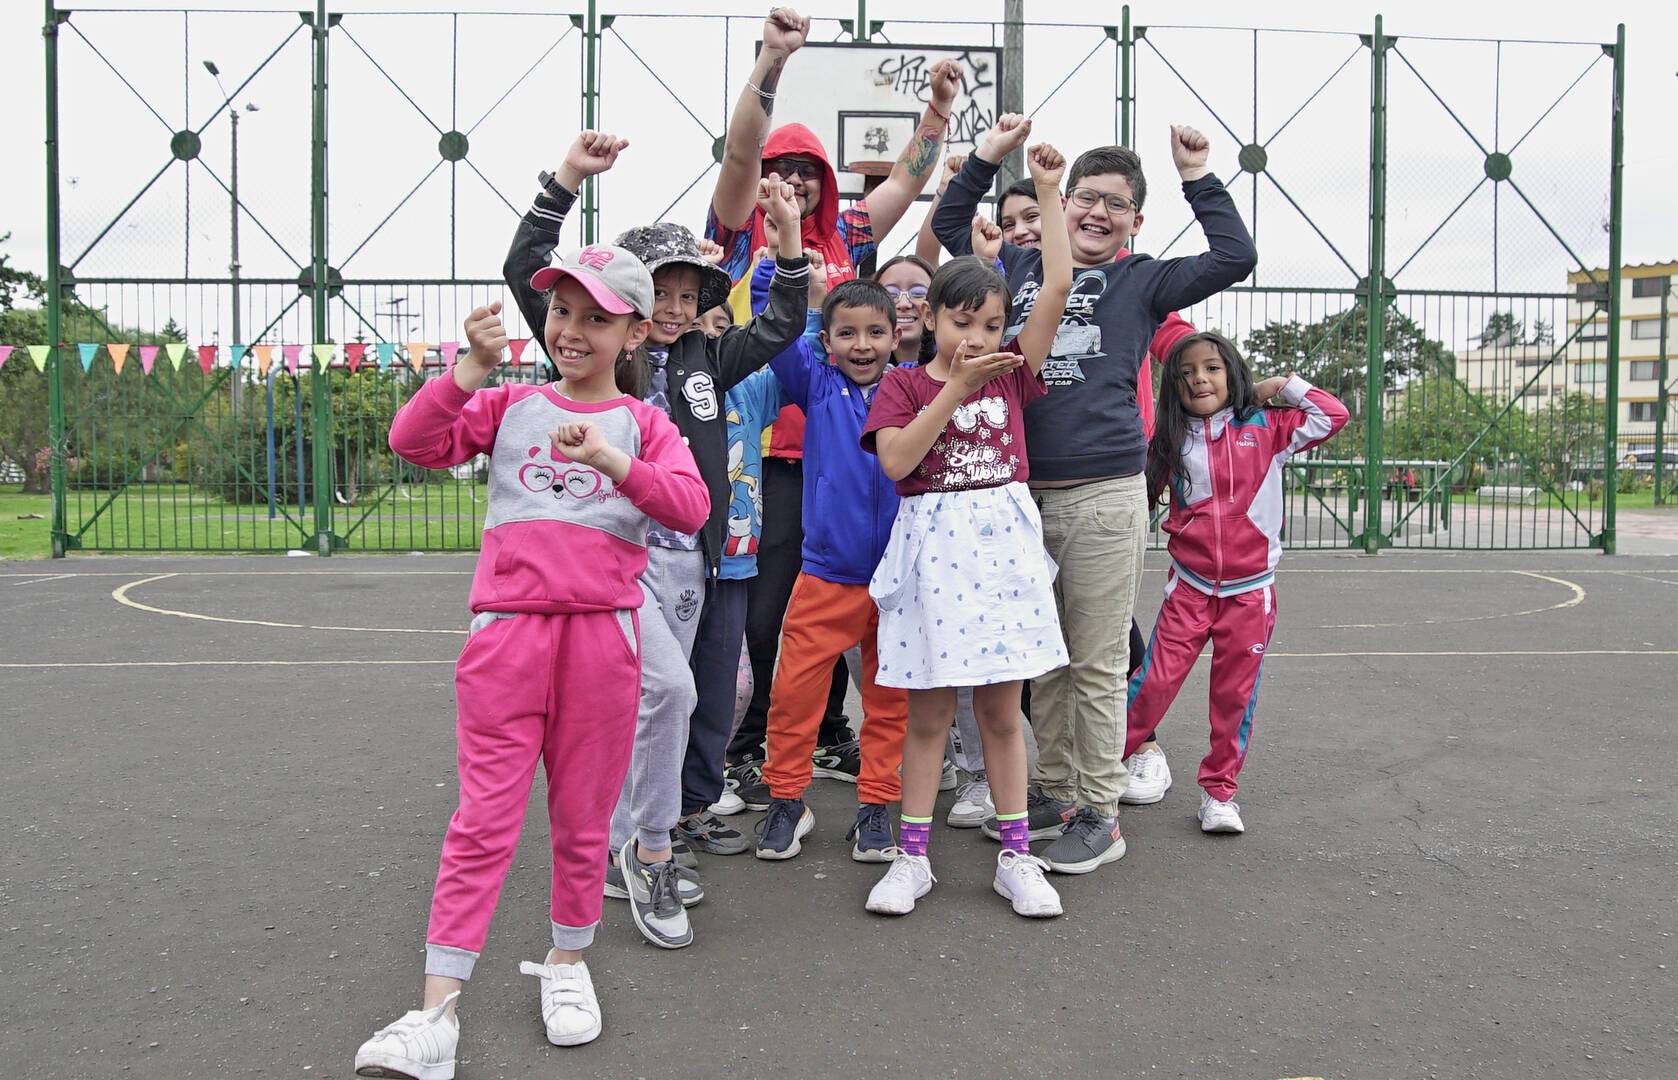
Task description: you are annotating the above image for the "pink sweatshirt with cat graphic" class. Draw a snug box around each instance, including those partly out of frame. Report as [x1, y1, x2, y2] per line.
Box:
[389, 374, 710, 614]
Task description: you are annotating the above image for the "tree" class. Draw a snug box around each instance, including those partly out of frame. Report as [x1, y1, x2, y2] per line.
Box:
[1477, 311, 1523, 348]
[1243, 304, 1456, 410]
[0, 232, 44, 313]
[0, 300, 186, 494]
[1527, 318, 1555, 346]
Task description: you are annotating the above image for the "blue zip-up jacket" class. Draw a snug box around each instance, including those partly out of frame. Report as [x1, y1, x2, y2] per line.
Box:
[769, 328, 901, 586]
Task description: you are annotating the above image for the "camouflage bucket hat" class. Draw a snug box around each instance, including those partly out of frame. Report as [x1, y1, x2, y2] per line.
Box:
[614, 222, 733, 317]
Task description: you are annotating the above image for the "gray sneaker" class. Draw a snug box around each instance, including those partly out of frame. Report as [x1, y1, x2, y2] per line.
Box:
[620, 839, 693, 949]
[675, 810, 752, 856]
[980, 786, 1076, 841]
[605, 859, 704, 907]
[1039, 807, 1127, 874]
[668, 830, 700, 870]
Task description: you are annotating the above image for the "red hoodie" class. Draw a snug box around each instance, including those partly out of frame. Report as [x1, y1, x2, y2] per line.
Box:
[708, 124, 875, 460]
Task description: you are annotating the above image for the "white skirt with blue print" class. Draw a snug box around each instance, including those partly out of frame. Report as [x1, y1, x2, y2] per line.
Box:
[870, 481, 1068, 689]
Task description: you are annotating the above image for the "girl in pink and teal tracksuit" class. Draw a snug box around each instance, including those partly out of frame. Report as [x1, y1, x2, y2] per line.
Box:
[1127, 331, 1348, 835]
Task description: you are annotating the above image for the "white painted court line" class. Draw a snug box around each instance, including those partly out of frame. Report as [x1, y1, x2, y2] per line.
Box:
[1317, 571, 1586, 629]
[110, 574, 467, 635]
[5, 574, 78, 586]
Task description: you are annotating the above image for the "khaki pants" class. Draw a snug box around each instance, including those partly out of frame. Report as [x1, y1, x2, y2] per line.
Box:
[1029, 474, 1148, 817]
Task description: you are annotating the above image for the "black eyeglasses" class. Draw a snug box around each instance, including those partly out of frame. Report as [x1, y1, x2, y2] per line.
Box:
[764, 157, 823, 182]
[1067, 187, 1138, 215]
[883, 285, 929, 302]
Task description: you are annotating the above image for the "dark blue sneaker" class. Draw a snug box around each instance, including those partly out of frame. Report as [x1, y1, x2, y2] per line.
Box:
[753, 798, 814, 861]
[847, 802, 895, 863]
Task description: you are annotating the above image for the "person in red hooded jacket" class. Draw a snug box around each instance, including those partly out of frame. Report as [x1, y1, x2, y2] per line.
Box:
[708, 6, 960, 793]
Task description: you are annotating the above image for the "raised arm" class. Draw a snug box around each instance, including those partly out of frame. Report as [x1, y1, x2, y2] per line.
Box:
[931, 114, 1032, 260]
[1144, 124, 1258, 318]
[859, 60, 961, 239]
[1010, 143, 1071, 374]
[914, 154, 964, 267]
[712, 7, 810, 232]
[716, 178, 813, 390]
[503, 131, 628, 353]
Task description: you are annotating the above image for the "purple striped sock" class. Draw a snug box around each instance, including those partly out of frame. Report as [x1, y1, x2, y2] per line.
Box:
[900, 817, 932, 857]
[997, 814, 1031, 854]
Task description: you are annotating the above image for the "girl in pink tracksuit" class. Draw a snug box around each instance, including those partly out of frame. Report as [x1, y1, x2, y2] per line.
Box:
[1127, 331, 1347, 835]
[355, 245, 710, 1080]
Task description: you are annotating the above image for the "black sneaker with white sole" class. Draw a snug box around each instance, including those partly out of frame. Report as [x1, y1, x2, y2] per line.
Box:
[812, 738, 862, 783]
[980, 786, 1076, 841]
[1039, 807, 1127, 874]
[724, 758, 772, 811]
[754, 798, 814, 860]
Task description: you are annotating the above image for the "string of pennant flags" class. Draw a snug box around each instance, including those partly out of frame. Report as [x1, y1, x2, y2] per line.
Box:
[0, 339, 537, 376]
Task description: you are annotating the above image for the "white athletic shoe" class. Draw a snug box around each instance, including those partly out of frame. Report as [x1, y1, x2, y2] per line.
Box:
[709, 777, 747, 816]
[354, 992, 460, 1080]
[939, 759, 960, 792]
[946, 776, 993, 828]
[518, 955, 602, 1047]
[1198, 791, 1245, 834]
[864, 850, 936, 916]
[993, 849, 1063, 918]
[1120, 746, 1173, 805]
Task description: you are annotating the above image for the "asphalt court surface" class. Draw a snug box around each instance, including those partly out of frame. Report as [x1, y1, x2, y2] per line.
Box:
[4, 551, 1675, 1079]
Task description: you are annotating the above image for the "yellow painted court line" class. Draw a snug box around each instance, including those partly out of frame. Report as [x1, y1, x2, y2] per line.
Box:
[1318, 570, 1586, 628]
[0, 659, 454, 669]
[110, 574, 467, 635]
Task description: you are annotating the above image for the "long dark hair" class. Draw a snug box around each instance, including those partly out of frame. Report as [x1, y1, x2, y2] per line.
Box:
[1146, 331, 1259, 505]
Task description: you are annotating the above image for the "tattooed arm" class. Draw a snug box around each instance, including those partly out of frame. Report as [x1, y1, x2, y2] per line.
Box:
[857, 58, 961, 240]
[712, 7, 809, 232]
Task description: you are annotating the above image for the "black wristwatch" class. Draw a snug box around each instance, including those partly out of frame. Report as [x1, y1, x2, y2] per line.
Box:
[538, 170, 576, 201]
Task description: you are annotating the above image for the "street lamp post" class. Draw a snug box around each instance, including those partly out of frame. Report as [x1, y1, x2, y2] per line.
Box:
[203, 61, 256, 405]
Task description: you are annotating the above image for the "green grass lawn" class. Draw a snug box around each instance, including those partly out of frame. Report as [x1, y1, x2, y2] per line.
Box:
[1, 481, 489, 559]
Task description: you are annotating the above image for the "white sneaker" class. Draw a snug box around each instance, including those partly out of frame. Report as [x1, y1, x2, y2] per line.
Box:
[946, 776, 993, 828]
[1120, 746, 1173, 805]
[993, 849, 1063, 918]
[709, 777, 747, 816]
[939, 759, 959, 792]
[354, 992, 460, 1080]
[518, 955, 602, 1047]
[864, 850, 936, 916]
[1198, 791, 1245, 834]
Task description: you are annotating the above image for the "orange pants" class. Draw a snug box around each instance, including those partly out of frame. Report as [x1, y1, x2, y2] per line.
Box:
[764, 573, 908, 806]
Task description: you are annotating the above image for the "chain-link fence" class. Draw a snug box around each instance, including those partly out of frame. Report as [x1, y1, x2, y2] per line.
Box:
[25, 2, 1630, 555]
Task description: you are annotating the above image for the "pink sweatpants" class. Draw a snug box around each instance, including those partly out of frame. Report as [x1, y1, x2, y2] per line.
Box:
[1125, 573, 1276, 802]
[425, 609, 640, 980]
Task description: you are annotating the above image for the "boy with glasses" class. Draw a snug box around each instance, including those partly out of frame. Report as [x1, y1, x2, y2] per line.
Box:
[933, 117, 1256, 875]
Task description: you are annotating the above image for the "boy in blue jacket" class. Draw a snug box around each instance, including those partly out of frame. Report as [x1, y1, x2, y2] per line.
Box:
[754, 279, 908, 863]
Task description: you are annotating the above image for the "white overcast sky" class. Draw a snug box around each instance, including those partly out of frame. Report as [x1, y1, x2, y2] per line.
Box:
[1, 0, 1672, 337]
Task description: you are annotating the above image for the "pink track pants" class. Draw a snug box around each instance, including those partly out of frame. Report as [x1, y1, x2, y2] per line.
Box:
[1125, 573, 1276, 803]
[424, 608, 640, 980]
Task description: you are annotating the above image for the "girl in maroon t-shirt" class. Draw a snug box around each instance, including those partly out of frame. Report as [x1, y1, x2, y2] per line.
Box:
[859, 143, 1075, 921]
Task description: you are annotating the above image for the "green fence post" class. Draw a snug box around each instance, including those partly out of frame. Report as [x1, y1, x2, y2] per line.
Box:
[578, 0, 601, 244]
[1656, 285, 1668, 505]
[44, 0, 69, 557]
[1361, 14, 1389, 554]
[1601, 23, 1624, 553]
[1120, 5, 1133, 148]
[308, 0, 337, 555]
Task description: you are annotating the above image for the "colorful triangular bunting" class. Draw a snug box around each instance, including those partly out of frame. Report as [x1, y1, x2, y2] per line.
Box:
[164, 343, 188, 371]
[28, 345, 51, 371]
[375, 342, 396, 371]
[252, 345, 274, 378]
[229, 344, 248, 370]
[312, 343, 337, 370]
[345, 342, 367, 372]
[283, 344, 303, 374]
[108, 343, 131, 375]
[0, 345, 12, 371]
[198, 345, 219, 373]
[439, 341, 460, 366]
[406, 342, 428, 372]
[139, 345, 159, 374]
[78, 343, 99, 371]
[509, 338, 530, 365]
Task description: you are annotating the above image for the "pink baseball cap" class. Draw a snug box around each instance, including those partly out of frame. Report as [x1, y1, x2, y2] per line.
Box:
[528, 244, 654, 318]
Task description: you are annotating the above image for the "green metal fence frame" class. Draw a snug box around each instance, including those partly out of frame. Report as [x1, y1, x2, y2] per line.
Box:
[38, 3, 1630, 555]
